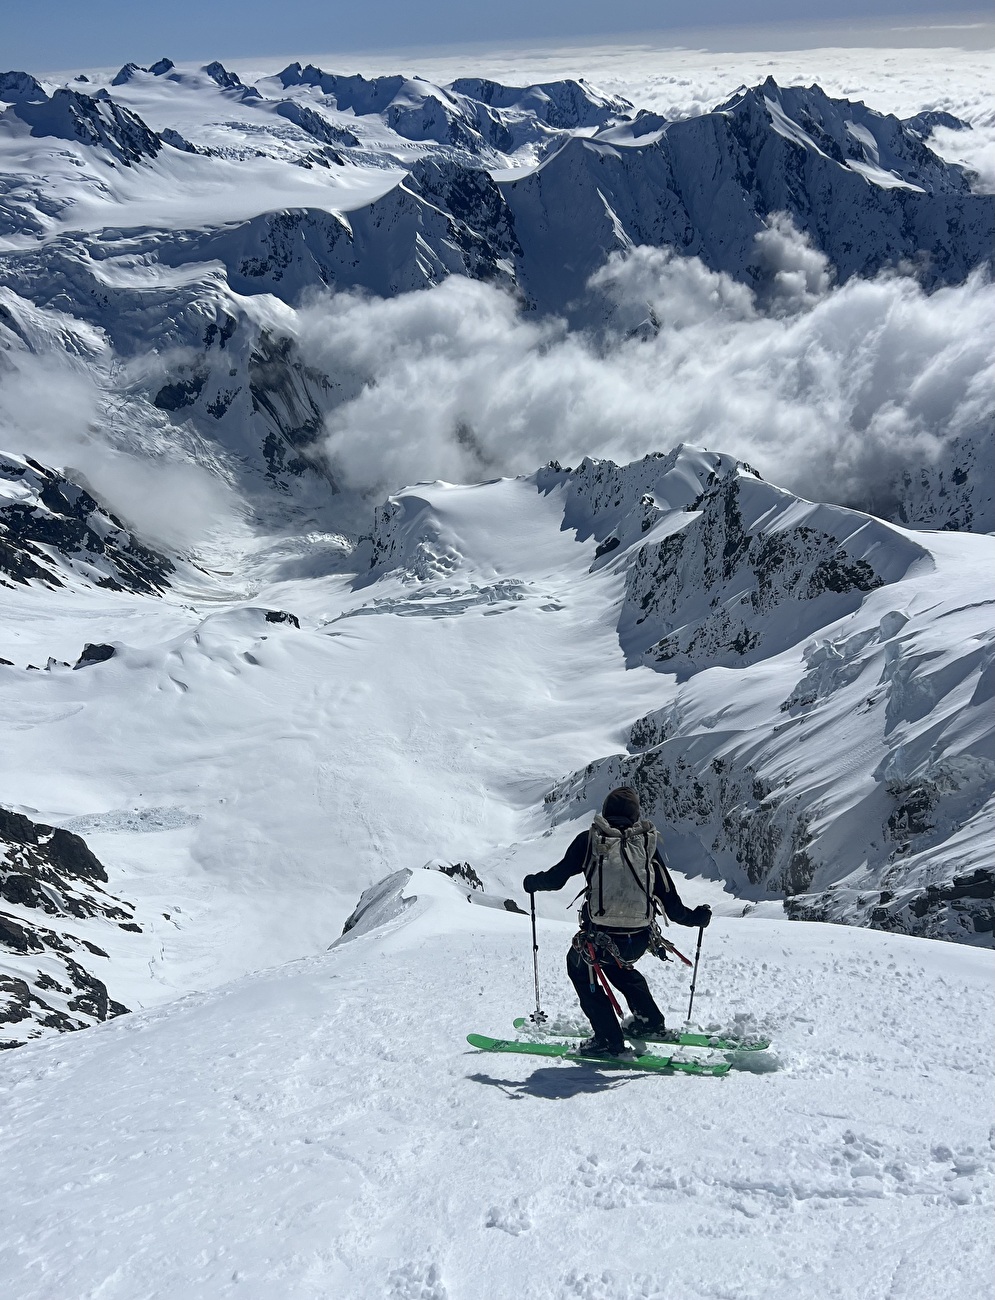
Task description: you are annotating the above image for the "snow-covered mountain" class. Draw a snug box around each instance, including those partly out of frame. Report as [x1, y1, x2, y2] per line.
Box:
[2, 62, 989, 302]
[1, 60, 991, 531]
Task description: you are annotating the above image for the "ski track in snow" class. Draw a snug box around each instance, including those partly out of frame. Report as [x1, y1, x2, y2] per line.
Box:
[0, 871, 991, 1299]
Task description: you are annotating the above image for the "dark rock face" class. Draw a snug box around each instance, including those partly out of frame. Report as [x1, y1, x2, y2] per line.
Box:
[786, 868, 994, 940]
[0, 453, 173, 594]
[11, 88, 162, 167]
[154, 369, 208, 410]
[74, 642, 116, 668]
[203, 61, 244, 91]
[0, 807, 135, 1048]
[264, 610, 300, 628]
[248, 333, 338, 488]
[617, 468, 922, 678]
[0, 71, 47, 103]
[406, 157, 523, 281]
[437, 861, 484, 891]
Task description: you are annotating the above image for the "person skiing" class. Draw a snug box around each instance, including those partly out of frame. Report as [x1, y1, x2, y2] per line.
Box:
[523, 785, 711, 1058]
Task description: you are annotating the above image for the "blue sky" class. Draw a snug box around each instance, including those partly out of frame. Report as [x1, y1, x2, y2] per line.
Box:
[2, 2, 989, 75]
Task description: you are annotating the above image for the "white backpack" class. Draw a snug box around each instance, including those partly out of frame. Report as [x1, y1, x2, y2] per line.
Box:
[583, 814, 659, 930]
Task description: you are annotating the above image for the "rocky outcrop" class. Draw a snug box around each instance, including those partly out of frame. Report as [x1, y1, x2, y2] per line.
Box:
[202, 61, 243, 91]
[0, 453, 174, 593]
[5, 87, 162, 166]
[617, 465, 926, 677]
[1, 807, 135, 1048]
[0, 71, 47, 103]
[895, 429, 994, 533]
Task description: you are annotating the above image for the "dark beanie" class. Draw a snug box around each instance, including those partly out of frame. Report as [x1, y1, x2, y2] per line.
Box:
[602, 786, 640, 825]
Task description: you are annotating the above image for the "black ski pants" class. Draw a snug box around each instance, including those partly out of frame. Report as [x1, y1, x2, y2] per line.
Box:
[567, 928, 665, 1050]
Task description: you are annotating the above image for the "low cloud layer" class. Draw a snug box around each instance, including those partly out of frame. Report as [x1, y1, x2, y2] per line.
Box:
[0, 337, 244, 553]
[295, 223, 993, 517]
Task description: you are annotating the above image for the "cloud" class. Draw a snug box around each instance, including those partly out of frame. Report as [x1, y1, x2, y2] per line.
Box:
[928, 123, 995, 194]
[290, 224, 993, 520]
[0, 328, 245, 553]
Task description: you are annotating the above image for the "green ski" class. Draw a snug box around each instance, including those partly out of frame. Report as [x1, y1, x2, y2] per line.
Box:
[512, 1017, 770, 1052]
[467, 1033, 730, 1076]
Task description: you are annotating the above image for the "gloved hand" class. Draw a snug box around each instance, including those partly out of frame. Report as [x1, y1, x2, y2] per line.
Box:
[522, 874, 539, 894]
[691, 904, 712, 928]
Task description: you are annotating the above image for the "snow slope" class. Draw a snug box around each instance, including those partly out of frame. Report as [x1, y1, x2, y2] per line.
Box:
[1, 867, 991, 1299]
[2, 449, 991, 1050]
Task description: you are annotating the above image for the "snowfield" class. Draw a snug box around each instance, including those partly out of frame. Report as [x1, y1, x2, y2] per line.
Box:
[1, 867, 992, 1300]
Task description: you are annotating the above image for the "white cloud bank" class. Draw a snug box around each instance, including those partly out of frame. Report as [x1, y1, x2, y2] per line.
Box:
[296, 224, 993, 518]
[0, 338, 244, 553]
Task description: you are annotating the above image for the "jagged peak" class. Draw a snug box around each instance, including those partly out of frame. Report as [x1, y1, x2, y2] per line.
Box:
[111, 62, 143, 86]
[8, 87, 162, 166]
[901, 109, 970, 138]
[202, 61, 243, 90]
[447, 75, 631, 126]
[110, 58, 174, 86]
[0, 70, 47, 103]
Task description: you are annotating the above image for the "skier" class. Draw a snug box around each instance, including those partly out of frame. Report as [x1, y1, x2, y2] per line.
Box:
[523, 786, 711, 1058]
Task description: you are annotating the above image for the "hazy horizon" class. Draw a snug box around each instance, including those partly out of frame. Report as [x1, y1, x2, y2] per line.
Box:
[6, 6, 992, 79]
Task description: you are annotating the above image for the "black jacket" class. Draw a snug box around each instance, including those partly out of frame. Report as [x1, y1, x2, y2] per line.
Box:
[525, 823, 706, 929]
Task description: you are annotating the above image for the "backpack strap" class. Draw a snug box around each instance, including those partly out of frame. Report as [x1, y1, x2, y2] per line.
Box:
[582, 823, 608, 918]
[652, 846, 675, 926]
[568, 828, 596, 908]
[618, 826, 654, 920]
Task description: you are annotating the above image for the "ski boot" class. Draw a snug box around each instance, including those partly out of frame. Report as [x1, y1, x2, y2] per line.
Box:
[575, 1035, 634, 1060]
[626, 1016, 678, 1043]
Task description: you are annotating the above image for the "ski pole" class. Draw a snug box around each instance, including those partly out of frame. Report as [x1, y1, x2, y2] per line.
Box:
[685, 925, 705, 1025]
[529, 893, 547, 1025]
